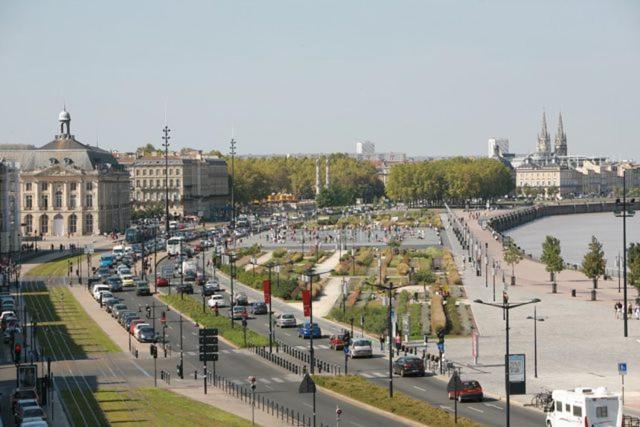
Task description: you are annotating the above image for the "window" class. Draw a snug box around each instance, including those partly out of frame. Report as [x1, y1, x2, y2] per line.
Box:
[40, 215, 49, 234]
[555, 401, 562, 412]
[84, 214, 93, 233]
[68, 214, 77, 234]
[143, 179, 147, 188]
[170, 179, 174, 187]
[143, 169, 147, 176]
[24, 214, 33, 234]
[136, 170, 140, 176]
[25, 195, 33, 210]
[41, 182, 48, 191]
[41, 195, 49, 210]
[596, 406, 608, 418]
[25, 182, 32, 191]
[176, 168, 180, 175]
[565, 404, 570, 412]
[136, 180, 140, 188]
[175, 179, 180, 187]
[572, 406, 582, 417]
[85, 194, 93, 208]
[69, 194, 76, 208]
[86, 182, 93, 191]
[150, 180, 154, 188]
[70, 182, 77, 191]
[156, 169, 160, 175]
[54, 191, 63, 208]
[156, 179, 160, 187]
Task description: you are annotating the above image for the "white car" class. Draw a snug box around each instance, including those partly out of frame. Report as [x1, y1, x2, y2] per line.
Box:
[0, 310, 16, 322]
[275, 313, 297, 328]
[348, 339, 373, 358]
[205, 278, 221, 291]
[207, 295, 225, 308]
[92, 285, 110, 300]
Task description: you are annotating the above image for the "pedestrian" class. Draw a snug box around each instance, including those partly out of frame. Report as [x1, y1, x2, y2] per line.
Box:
[634, 304, 640, 320]
[379, 334, 385, 351]
[395, 334, 401, 352]
[615, 302, 622, 319]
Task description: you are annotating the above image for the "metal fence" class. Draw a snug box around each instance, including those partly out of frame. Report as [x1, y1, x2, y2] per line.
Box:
[271, 339, 343, 375]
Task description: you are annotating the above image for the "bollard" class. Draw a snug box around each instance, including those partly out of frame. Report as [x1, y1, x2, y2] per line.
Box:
[194, 370, 198, 380]
[160, 370, 164, 380]
[571, 289, 576, 297]
[591, 289, 596, 301]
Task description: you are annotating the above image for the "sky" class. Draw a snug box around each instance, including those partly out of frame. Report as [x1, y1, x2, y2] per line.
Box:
[1, 1, 639, 158]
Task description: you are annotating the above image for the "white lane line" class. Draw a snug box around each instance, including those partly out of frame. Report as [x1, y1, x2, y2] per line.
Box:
[258, 378, 271, 384]
[302, 403, 312, 409]
[350, 422, 365, 427]
[283, 332, 291, 336]
[271, 377, 285, 383]
[483, 403, 503, 410]
[131, 361, 151, 377]
[468, 407, 484, 413]
[372, 372, 386, 378]
[187, 351, 197, 356]
[413, 386, 426, 392]
[360, 373, 374, 378]
[439, 405, 452, 413]
[264, 384, 273, 390]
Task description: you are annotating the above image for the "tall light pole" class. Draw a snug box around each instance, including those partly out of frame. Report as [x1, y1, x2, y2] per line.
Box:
[303, 268, 322, 374]
[474, 296, 540, 427]
[526, 307, 546, 378]
[229, 138, 236, 243]
[162, 126, 171, 237]
[614, 169, 636, 338]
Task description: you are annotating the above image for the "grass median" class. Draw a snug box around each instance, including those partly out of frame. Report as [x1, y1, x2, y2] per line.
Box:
[25, 253, 85, 277]
[159, 294, 269, 348]
[312, 375, 482, 427]
[95, 387, 251, 426]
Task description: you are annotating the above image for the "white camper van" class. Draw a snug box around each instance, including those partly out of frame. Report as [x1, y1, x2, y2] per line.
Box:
[546, 387, 622, 427]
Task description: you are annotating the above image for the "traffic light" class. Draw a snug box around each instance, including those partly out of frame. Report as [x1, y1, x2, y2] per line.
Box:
[14, 343, 22, 363]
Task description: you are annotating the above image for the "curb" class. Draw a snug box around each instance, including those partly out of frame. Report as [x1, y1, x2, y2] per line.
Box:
[314, 383, 426, 427]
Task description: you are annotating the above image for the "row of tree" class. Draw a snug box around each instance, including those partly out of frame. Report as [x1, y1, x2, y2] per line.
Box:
[385, 157, 514, 202]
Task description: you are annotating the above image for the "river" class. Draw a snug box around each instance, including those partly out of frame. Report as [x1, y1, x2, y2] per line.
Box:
[504, 212, 640, 268]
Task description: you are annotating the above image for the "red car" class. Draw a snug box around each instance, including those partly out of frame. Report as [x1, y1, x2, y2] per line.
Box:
[329, 333, 350, 350]
[448, 380, 484, 402]
[156, 277, 169, 287]
[130, 319, 145, 335]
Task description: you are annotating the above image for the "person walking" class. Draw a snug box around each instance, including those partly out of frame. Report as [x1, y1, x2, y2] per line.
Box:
[379, 334, 385, 351]
[615, 302, 622, 320]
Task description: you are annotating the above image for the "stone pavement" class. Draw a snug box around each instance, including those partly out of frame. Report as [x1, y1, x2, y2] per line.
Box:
[441, 211, 640, 415]
[283, 250, 342, 313]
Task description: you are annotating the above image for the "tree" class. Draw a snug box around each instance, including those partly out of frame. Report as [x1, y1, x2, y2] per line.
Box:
[503, 243, 523, 286]
[581, 236, 606, 289]
[627, 243, 640, 295]
[137, 143, 157, 155]
[540, 236, 564, 292]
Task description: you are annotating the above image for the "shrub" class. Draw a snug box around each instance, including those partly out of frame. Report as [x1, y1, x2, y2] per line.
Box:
[397, 262, 410, 275]
[272, 248, 287, 259]
[444, 296, 463, 335]
[430, 293, 446, 334]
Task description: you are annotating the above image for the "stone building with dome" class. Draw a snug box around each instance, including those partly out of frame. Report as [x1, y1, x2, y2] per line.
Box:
[0, 110, 130, 237]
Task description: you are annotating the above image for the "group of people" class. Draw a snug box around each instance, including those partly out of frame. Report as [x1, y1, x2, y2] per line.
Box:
[614, 301, 640, 320]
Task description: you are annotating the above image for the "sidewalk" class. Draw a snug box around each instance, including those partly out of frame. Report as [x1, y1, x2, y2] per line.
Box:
[442, 211, 640, 413]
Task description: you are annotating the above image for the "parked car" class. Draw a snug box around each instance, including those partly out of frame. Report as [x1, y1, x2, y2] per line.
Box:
[207, 295, 225, 308]
[176, 283, 194, 294]
[204, 278, 221, 291]
[393, 355, 426, 377]
[92, 285, 110, 300]
[234, 292, 248, 306]
[107, 276, 123, 292]
[275, 313, 297, 328]
[229, 306, 248, 320]
[111, 304, 128, 319]
[117, 310, 136, 326]
[14, 398, 40, 416]
[135, 281, 151, 296]
[202, 283, 218, 296]
[448, 380, 483, 402]
[129, 319, 146, 335]
[329, 333, 350, 350]
[10, 389, 39, 414]
[250, 301, 268, 315]
[123, 315, 141, 331]
[120, 274, 134, 288]
[4, 326, 21, 343]
[298, 322, 321, 339]
[348, 339, 373, 358]
[156, 276, 169, 288]
[134, 324, 156, 343]
[104, 298, 122, 313]
[16, 405, 47, 425]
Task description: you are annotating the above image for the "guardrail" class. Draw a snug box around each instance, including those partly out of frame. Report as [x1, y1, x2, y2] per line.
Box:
[272, 339, 343, 375]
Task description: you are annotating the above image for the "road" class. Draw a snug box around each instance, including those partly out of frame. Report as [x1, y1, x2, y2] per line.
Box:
[155, 251, 545, 427]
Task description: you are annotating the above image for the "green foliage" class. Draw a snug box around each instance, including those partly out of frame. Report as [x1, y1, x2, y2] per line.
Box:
[581, 236, 606, 287]
[444, 297, 463, 335]
[503, 243, 524, 269]
[413, 268, 436, 284]
[628, 243, 640, 293]
[131, 202, 165, 221]
[272, 248, 287, 259]
[540, 236, 564, 275]
[329, 302, 388, 335]
[386, 157, 514, 202]
[237, 244, 262, 258]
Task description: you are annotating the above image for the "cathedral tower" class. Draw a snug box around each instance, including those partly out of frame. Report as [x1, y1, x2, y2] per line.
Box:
[536, 111, 551, 154]
[554, 112, 567, 156]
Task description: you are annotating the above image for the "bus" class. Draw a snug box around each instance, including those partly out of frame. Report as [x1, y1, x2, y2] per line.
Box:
[124, 224, 158, 244]
[166, 236, 184, 257]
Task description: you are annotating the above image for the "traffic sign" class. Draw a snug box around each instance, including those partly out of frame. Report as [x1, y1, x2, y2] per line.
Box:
[199, 353, 219, 362]
[298, 373, 316, 394]
[199, 344, 219, 353]
[618, 362, 627, 376]
[199, 328, 218, 336]
[198, 336, 219, 345]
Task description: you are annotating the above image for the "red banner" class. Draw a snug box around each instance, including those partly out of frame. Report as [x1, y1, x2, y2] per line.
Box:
[262, 279, 271, 304]
[302, 290, 311, 317]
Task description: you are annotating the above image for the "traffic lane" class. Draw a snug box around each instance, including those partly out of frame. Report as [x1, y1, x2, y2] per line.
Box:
[114, 286, 392, 427]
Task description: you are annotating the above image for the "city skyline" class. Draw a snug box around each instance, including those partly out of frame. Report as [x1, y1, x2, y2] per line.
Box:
[1, 1, 639, 159]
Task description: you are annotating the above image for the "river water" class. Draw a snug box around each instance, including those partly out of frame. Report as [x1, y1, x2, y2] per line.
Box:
[504, 212, 640, 268]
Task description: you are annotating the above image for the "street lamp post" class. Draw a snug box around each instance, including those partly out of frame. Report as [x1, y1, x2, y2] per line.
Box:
[474, 296, 540, 427]
[162, 126, 171, 238]
[526, 306, 546, 378]
[229, 252, 236, 328]
[614, 169, 636, 338]
[229, 138, 236, 242]
[303, 268, 322, 374]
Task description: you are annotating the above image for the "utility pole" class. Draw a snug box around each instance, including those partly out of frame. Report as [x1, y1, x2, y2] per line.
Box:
[162, 126, 171, 238]
[229, 138, 236, 245]
[614, 169, 636, 338]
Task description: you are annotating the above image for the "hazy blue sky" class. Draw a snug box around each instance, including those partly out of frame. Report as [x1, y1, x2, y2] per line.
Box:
[1, 1, 639, 158]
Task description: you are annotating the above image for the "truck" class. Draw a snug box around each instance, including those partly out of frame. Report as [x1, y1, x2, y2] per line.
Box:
[545, 387, 622, 427]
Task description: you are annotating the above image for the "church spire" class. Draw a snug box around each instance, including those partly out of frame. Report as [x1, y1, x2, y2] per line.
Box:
[554, 112, 567, 156]
[537, 111, 551, 153]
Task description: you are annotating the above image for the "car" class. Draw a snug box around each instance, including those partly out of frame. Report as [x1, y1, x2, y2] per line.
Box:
[123, 315, 141, 331]
[11, 389, 39, 414]
[250, 301, 268, 315]
[207, 295, 225, 308]
[202, 283, 218, 296]
[155, 276, 169, 287]
[275, 313, 297, 328]
[348, 339, 373, 358]
[176, 283, 194, 294]
[117, 310, 136, 326]
[329, 333, 350, 350]
[393, 356, 424, 377]
[204, 278, 221, 290]
[92, 285, 110, 300]
[135, 281, 151, 296]
[129, 319, 146, 335]
[229, 306, 248, 320]
[1, 310, 16, 322]
[4, 326, 21, 343]
[298, 322, 321, 339]
[120, 274, 134, 287]
[107, 276, 123, 292]
[111, 304, 128, 318]
[20, 420, 48, 427]
[1, 315, 18, 332]
[14, 398, 40, 416]
[116, 265, 131, 276]
[16, 405, 47, 424]
[135, 325, 155, 343]
[448, 380, 483, 402]
[234, 292, 248, 306]
[103, 298, 122, 313]
[96, 291, 114, 304]
[96, 267, 111, 279]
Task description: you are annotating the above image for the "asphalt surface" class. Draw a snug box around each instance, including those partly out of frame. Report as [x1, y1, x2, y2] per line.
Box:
[111, 282, 394, 427]
[154, 251, 545, 427]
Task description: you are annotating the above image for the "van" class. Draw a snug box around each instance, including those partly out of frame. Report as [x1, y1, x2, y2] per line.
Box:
[546, 387, 622, 427]
[112, 245, 125, 259]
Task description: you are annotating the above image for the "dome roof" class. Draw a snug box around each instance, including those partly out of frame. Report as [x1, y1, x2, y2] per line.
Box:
[58, 109, 71, 122]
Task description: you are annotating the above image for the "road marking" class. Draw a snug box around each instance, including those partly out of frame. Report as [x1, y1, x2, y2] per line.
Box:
[264, 384, 273, 390]
[302, 403, 312, 409]
[467, 407, 484, 413]
[372, 372, 387, 378]
[349, 422, 365, 427]
[131, 361, 151, 377]
[283, 332, 291, 336]
[271, 377, 285, 383]
[317, 344, 329, 349]
[191, 332, 197, 336]
[413, 386, 426, 392]
[360, 373, 374, 378]
[187, 351, 196, 356]
[439, 405, 452, 412]
[483, 403, 503, 410]
[258, 378, 271, 384]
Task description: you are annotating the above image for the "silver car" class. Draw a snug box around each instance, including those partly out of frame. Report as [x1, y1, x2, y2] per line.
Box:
[275, 313, 297, 328]
[349, 339, 373, 358]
